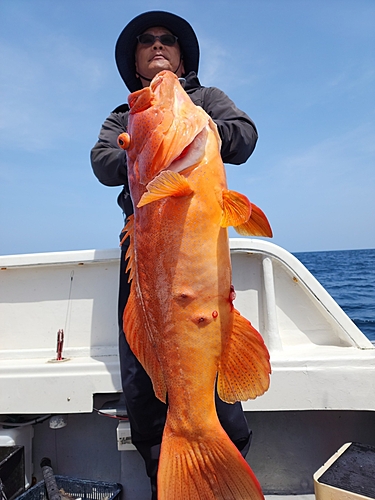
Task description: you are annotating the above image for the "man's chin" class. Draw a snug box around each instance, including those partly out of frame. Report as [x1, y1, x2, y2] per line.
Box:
[149, 61, 172, 74]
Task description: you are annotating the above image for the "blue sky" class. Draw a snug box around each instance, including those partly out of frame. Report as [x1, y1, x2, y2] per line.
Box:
[1, 0, 374, 255]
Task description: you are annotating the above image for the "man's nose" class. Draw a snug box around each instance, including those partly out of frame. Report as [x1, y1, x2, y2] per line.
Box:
[151, 36, 166, 49]
[152, 40, 164, 49]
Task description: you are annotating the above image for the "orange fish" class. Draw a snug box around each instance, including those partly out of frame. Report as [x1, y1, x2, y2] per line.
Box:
[118, 70, 272, 500]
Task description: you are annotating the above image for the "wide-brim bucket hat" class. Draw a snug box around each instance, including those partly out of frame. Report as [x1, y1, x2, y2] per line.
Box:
[115, 11, 200, 92]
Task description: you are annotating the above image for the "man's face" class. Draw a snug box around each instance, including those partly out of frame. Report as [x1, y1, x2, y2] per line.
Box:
[135, 26, 185, 87]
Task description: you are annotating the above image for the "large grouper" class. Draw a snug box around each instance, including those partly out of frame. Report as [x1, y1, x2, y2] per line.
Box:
[118, 70, 272, 499]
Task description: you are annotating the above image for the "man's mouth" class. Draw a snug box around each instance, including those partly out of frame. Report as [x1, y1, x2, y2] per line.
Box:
[150, 54, 167, 61]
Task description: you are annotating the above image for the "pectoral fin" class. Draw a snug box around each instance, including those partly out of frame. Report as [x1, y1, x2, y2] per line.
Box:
[137, 170, 193, 208]
[220, 189, 252, 228]
[234, 203, 273, 237]
[217, 309, 271, 403]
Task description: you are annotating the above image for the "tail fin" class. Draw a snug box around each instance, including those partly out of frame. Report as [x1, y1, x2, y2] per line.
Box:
[157, 418, 264, 500]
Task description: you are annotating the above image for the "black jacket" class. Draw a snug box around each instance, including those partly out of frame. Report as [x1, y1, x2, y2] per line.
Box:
[90, 72, 258, 218]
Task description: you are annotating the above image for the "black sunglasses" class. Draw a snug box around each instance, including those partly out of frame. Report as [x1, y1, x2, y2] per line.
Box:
[136, 34, 178, 47]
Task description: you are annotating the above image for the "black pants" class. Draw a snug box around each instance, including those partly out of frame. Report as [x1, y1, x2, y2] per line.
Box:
[118, 244, 252, 498]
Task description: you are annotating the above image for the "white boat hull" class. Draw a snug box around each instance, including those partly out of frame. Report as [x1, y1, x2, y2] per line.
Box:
[1, 239, 374, 497]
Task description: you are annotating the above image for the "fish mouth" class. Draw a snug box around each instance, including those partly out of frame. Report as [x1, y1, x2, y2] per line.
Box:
[167, 127, 208, 174]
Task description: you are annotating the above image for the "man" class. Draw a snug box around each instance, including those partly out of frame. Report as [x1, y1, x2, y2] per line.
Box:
[91, 11, 258, 499]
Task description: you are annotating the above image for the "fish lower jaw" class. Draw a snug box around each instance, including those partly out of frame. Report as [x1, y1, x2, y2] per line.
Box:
[167, 153, 201, 175]
[167, 162, 198, 176]
[168, 126, 208, 174]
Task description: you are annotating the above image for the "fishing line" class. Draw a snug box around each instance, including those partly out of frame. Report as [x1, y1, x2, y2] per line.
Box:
[63, 270, 75, 342]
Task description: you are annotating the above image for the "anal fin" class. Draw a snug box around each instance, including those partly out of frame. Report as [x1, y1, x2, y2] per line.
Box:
[218, 309, 271, 403]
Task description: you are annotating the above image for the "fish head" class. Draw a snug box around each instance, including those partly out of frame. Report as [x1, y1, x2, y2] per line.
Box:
[126, 70, 211, 186]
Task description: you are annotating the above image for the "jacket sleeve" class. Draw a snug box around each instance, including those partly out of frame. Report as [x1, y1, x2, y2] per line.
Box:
[90, 109, 129, 187]
[202, 87, 258, 165]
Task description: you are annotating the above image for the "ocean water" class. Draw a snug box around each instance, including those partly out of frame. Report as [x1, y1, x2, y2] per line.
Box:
[294, 248, 375, 342]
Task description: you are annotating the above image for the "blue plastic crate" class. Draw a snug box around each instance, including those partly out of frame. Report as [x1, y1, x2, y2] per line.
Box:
[16, 476, 121, 500]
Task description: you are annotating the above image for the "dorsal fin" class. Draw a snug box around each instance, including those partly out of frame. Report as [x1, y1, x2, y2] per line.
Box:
[120, 215, 135, 282]
[120, 215, 167, 402]
[124, 289, 167, 403]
